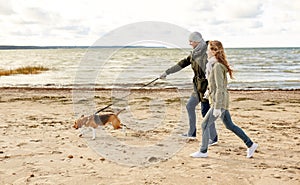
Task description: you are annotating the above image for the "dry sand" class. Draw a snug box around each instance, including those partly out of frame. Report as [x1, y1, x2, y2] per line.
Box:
[0, 88, 299, 185]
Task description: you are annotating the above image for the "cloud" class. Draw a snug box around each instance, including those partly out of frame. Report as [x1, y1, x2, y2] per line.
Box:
[57, 25, 91, 36]
[0, 0, 14, 15]
[208, 18, 227, 25]
[215, 1, 264, 19]
[21, 7, 62, 25]
[250, 21, 263, 29]
[23, 8, 50, 24]
[0, 0, 299, 47]
[190, 0, 214, 11]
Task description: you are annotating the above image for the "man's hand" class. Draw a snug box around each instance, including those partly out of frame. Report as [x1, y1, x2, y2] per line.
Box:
[159, 72, 167, 79]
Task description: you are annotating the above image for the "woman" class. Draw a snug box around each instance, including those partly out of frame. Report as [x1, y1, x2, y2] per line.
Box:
[190, 40, 258, 158]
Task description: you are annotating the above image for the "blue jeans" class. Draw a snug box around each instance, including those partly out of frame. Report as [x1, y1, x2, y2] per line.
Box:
[200, 108, 253, 153]
[186, 93, 217, 140]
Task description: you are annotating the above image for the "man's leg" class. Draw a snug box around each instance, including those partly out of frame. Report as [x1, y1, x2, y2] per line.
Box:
[186, 93, 199, 137]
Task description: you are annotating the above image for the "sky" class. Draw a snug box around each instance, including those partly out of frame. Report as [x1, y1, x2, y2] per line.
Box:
[0, 0, 299, 48]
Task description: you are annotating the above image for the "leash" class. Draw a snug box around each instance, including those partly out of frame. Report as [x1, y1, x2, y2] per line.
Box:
[94, 77, 159, 114]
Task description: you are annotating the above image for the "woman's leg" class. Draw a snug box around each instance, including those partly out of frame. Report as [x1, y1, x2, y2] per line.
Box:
[201, 101, 218, 142]
[221, 109, 253, 148]
[200, 108, 218, 153]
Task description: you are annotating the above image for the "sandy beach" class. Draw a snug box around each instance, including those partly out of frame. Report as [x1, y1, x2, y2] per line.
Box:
[0, 88, 299, 185]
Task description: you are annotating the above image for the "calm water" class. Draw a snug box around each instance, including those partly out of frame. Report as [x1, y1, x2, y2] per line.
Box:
[0, 47, 299, 90]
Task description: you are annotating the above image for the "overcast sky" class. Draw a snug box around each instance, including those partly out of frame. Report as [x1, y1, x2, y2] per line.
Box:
[0, 0, 299, 47]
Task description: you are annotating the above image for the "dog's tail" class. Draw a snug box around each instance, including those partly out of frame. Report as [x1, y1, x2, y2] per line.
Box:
[115, 108, 126, 116]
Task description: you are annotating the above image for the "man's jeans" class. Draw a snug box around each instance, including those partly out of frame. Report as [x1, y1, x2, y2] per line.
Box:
[186, 94, 217, 140]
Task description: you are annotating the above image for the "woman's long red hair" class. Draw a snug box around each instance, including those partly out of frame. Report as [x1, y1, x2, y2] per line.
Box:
[209, 40, 234, 79]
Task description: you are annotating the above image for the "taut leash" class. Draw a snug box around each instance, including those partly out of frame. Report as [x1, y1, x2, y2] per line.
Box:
[94, 78, 159, 114]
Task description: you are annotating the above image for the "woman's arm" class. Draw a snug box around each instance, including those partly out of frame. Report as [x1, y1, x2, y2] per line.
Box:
[214, 63, 226, 109]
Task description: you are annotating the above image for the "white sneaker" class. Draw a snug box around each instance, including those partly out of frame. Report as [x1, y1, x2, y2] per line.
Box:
[190, 151, 208, 158]
[208, 139, 218, 146]
[247, 143, 258, 158]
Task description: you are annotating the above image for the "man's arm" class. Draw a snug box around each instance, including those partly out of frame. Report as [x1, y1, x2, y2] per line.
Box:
[165, 55, 191, 75]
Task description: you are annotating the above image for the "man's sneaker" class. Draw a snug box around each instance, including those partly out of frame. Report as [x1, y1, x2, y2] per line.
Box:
[208, 139, 218, 146]
[181, 133, 196, 140]
[247, 143, 258, 158]
[190, 151, 208, 158]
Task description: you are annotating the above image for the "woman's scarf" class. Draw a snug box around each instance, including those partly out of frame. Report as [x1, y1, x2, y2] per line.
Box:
[205, 56, 217, 78]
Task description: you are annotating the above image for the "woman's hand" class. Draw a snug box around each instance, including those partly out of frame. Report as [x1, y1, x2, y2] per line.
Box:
[213, 108, 222, 117]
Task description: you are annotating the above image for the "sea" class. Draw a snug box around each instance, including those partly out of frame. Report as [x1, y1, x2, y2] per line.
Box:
[0, 47, 299, 90]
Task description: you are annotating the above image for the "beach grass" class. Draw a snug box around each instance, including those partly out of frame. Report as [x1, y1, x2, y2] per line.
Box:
[0, 66, 49, 76]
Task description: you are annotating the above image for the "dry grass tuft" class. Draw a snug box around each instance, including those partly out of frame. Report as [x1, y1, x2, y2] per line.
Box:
[0, 66, 49, 76]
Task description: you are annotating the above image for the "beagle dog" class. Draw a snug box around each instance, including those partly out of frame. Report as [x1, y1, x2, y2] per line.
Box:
[73, 109, 125, 139]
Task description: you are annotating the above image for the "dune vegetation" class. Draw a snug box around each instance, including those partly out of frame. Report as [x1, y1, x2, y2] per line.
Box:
[0, 66, 49, 76]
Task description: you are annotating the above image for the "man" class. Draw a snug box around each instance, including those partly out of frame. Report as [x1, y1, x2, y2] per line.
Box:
[160, 32, 218, 144]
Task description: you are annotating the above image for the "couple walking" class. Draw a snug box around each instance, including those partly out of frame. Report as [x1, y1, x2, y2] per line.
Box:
[159, 32, 258, 158]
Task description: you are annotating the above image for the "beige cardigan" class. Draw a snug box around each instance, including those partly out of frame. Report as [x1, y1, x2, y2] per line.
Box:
[208, 62, 229, 109]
